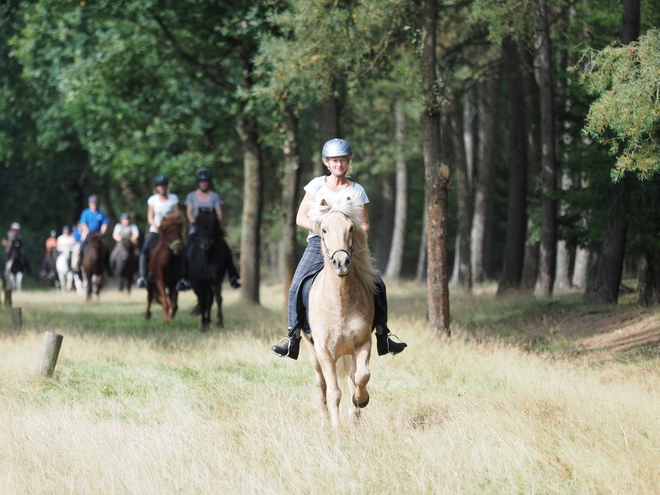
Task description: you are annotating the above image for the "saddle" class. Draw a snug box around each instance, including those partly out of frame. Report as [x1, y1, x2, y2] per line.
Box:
[293, 267, 323, 334]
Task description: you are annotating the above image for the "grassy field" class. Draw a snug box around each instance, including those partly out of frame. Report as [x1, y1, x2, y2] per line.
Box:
[1, 281, 659, 494]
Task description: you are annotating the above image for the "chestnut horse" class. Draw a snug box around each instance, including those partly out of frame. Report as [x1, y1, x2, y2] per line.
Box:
[305, 195, 378, 427]
[145, 213, 184, 322]
[81, 233, 107, 301]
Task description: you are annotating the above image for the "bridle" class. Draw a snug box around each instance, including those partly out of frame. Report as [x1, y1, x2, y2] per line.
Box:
[320, 225, 355, 264]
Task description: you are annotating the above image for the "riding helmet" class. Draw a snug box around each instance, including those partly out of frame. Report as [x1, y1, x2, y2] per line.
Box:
[50, 230, 56, 237]
[322, 138, 352, 159]
[154, 174, 169, 186]
[10, 222, 20, 230]
[62, 226, 70, 233]
[88, 194, 99, 204]
[196, 169, 212, 182]
[120, 212, 130, 220]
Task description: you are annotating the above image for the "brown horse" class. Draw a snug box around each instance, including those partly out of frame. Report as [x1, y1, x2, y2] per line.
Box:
[82, 233, 107, 301]
[145, 213, 184, 322]
[306, 195, 378, 427]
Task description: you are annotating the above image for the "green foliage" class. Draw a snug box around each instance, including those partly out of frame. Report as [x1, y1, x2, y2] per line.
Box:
[580, 29, 660, 181]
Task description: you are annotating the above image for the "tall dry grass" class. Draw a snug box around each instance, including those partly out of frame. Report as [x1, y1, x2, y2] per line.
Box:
[0, 283, 659, 494]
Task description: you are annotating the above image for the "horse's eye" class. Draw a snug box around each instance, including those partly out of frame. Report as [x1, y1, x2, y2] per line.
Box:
[322, 229, 327, 235]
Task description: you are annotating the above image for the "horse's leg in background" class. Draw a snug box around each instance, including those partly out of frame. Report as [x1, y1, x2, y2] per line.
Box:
[15, 271, 23, 291]
[157, 280, 172, 322]
[96, 274, 103, 298]
[86, 272, 93, 301]
[304, 336, 329, 424]
[145, 282, 154, 319]
[170, 284, 178, 320]
[214, 284, 223, 329]
[198, 286, 212, 331]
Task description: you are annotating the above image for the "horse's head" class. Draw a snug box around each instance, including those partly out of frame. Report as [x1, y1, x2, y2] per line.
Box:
[309, 196, 367, 278]
[159, 213, 185, 256]
[194, 208, 222, 251]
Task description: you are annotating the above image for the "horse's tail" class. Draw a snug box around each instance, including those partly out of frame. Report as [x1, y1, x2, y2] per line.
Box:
[336, 355, 353, 380]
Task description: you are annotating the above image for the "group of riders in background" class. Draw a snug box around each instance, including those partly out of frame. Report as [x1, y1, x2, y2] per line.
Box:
[2, 169, 241, 297]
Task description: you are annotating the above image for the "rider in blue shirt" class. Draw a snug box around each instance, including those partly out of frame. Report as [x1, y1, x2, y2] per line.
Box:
[77, 194, 109, 271]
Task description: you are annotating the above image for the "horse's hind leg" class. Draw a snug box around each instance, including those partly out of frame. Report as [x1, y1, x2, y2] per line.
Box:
[304, 338, 328, 424]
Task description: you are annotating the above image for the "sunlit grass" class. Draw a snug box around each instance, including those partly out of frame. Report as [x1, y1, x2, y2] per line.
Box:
[0, 282, 659, 493]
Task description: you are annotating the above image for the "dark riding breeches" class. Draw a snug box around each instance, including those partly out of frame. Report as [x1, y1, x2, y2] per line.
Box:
[139, 232, 160, 277]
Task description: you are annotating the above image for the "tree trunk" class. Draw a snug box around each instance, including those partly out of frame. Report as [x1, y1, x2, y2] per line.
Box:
[421, 0, 450, 337]
[385, 99, 408, 280]
[416, 205, 428, 282]
[533, 0, 557, 299]
[554, 171, 572, 292]
[281, 103, 303, 303]
[521, 44, 542, 291]
[572, 246, 589, 290]
[377, 174, 395, 271]
[471, 73, 500, 286]
[497, 36, 528, 295]
[584, 181, 628, 303]
[318, 90, 341, 177]
[449, 93, 472, 291]
[236, 114, 263, 304]
[583, 0, 639, 303]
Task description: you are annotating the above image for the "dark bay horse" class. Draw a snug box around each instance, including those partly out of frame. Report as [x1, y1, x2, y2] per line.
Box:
[187, 208, 230, 331]
[146, 213, 184, 323]
[42, 246, 60, 288]
[4, 238, 29, 291]
[82, 233, 107, 301]
[112, 238, 138, 293]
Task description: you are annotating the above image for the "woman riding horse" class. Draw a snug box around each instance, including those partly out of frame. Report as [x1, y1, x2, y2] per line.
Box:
[175, 168, 240, 292]
[136, 174, 180, 289]
[271, 138, 406, 360]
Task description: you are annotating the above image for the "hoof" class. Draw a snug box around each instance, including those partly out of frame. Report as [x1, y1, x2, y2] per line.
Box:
[352, 393, 369, 409]
[216, 321, 224, 329]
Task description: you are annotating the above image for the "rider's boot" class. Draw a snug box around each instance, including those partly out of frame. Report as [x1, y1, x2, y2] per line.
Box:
[175, 278, 191, 291]
[271, 328, 301, 360]
[374, 279, 407, 356]
[375, 325, 407, 356]
[136, 253, 147, 289]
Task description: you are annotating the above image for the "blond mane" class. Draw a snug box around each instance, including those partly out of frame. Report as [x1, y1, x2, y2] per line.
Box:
[308, 195, 378, 294]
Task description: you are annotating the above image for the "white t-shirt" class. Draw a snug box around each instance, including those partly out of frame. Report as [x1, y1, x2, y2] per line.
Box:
[303, 176, 369, 239]
[113, 223, 139, 239]
[57, 234, 77, 254]
[147, 193, 179, 233]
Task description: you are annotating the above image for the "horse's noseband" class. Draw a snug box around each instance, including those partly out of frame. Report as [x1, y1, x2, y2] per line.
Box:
[322, 235, 354, 264]
[169, 239, 183, 254]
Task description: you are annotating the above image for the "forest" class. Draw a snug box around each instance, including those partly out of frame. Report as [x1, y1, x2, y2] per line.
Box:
[2, 0, 660, 334]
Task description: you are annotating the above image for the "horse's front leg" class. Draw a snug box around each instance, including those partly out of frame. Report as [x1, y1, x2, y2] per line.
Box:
[349, 340, 372, 423]
[157, 281, 171, 322]
[214, 285, 223, 329]
[170, 285, 178, 320]
[317, 350, 342, 428]
[145, 283, 153, 319]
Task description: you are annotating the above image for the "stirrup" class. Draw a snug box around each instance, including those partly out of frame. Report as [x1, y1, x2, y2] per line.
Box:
[271, 336, 292, 357]
[386, 333, 407, 355]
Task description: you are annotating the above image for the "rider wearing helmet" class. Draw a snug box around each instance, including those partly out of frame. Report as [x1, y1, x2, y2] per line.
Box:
[76, 194, 110, 272]
[271, 138, 406, 359]
[136, 174, 180, 289]
[2, 222, 22, 259]
[110, 212, 140, 274]
[175, 169, 241, 291]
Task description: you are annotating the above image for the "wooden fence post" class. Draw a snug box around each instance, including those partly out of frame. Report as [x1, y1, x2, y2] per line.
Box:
[12, 307, 21, 332]
[36, 331, 64, 378]
[3, 289, 11, 309]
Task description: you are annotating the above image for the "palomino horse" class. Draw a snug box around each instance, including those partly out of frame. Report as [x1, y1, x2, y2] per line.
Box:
[146, 213, 184, 322]
[306, 196, 378, 427]
[3, 238, 29, 291]
[81, 233, 107, 301]
[112, 238, 138, 293]
[187, 208, 231, 331]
